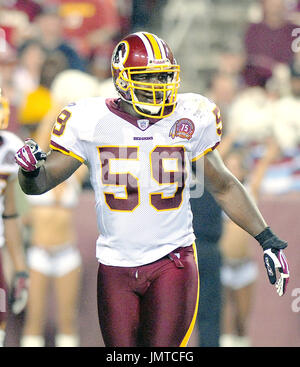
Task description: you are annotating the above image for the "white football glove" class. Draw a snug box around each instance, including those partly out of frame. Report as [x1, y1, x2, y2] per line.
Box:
[14, 139, 47, 172]
[256, 227, 289, 296]
[263, 249, 289, 296]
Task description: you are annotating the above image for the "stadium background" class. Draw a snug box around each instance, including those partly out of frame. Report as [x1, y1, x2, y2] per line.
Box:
[0, 0, 300, 347]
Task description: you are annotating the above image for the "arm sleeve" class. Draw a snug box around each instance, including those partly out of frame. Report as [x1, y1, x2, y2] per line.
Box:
[191, 104, 222, 161]
[49, 104, 86, 163]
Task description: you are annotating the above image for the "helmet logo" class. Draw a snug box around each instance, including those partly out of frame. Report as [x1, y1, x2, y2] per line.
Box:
[169, 118, 195, 140]
[112, 41, 129, 70]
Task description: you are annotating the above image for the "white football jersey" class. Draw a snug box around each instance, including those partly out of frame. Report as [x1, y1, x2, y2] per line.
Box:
[0, 131, 24, 247]
[50, 93, 222, 266]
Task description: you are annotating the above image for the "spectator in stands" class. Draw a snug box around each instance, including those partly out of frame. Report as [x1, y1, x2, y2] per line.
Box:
[219, 139, 279, 347]
[226, 85, 275, 146]
[0, 90, 29, 348]
[206, 72, 239, 131]
[19, 66, 105, 347]
[190, 71, 239, 347]
[32, 6, 87, 71]
[20, 155, 87, 347]
[242, 0, 296, 88]
[272, 55, 300, 153]
[0, 2, 34, 49]
[260, 56, 300, 195]
[2, 0, 42, 23]
[130, 0, 168, 33]
[13, 40, 47, 108]
[17, 51, 68, 140]
[47, 0, 122, 62]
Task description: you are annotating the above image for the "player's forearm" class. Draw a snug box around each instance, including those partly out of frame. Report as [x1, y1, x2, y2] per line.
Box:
[16, 147, 82, 195]
[18, 165, 53, 195]
[211, 175, 267, 237]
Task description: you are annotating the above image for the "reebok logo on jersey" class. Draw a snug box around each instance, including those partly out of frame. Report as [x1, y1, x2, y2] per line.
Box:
[169, 118, 195, 140]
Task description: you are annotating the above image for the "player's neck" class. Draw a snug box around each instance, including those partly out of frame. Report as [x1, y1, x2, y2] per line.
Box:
[119, 100, 143, 118]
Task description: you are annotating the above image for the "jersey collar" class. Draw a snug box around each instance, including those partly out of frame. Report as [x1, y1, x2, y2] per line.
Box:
[105, 98, 166, 131]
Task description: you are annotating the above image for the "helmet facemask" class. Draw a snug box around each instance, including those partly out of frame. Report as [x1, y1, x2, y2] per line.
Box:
[117, 64, 180, 118]
[111, 32, 181, 118]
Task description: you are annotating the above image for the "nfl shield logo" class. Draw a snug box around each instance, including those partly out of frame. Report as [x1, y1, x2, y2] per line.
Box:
[137, 119, 149, 130]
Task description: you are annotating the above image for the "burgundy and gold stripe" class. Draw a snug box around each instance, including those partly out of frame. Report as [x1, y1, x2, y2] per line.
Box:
[191, 141, 220, 162]
[143, 32, 163, 59]
[136, 32, 167, 61]
[180, 242, 199, 347]
[50, 140, 84, 163]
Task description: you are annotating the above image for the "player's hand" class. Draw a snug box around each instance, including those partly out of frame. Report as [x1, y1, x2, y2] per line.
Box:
[14, 139, 47, 172]
[10, 271, 29, 314]
[255, 227, 289, 296]
[263, 248, 289, 296]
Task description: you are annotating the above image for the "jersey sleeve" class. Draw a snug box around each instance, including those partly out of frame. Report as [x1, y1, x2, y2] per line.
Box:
[191, 102, 222, 161]
[49, 103, 86, 163]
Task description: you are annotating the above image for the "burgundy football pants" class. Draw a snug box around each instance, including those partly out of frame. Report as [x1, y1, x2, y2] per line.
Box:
[97, 244, 199, 347]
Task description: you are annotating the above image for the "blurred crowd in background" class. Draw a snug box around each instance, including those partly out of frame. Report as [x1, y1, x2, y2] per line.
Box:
[1, 0, 300, 347]
[1, 0, 300, 194]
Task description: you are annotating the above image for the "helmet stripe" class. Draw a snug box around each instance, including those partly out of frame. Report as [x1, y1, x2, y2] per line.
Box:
[150, 33, 167, 60]
[143, 32, 163, 60]
[135, 32, 155, 60]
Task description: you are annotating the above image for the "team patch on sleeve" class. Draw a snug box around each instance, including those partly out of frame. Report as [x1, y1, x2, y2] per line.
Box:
[169, 118, 195, 140]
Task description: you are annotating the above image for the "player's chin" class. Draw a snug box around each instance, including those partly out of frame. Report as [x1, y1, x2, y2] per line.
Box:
[138, 93, 163, 104]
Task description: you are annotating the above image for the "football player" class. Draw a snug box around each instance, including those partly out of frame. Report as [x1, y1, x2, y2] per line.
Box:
[15, 32, 289, 347]
[0, 91, 29, 347]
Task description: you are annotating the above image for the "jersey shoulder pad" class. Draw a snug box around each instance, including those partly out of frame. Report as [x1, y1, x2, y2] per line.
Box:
[177, 93, 219, 127]
[61, 96, 107, 116]
[55, 96, 107, 134]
